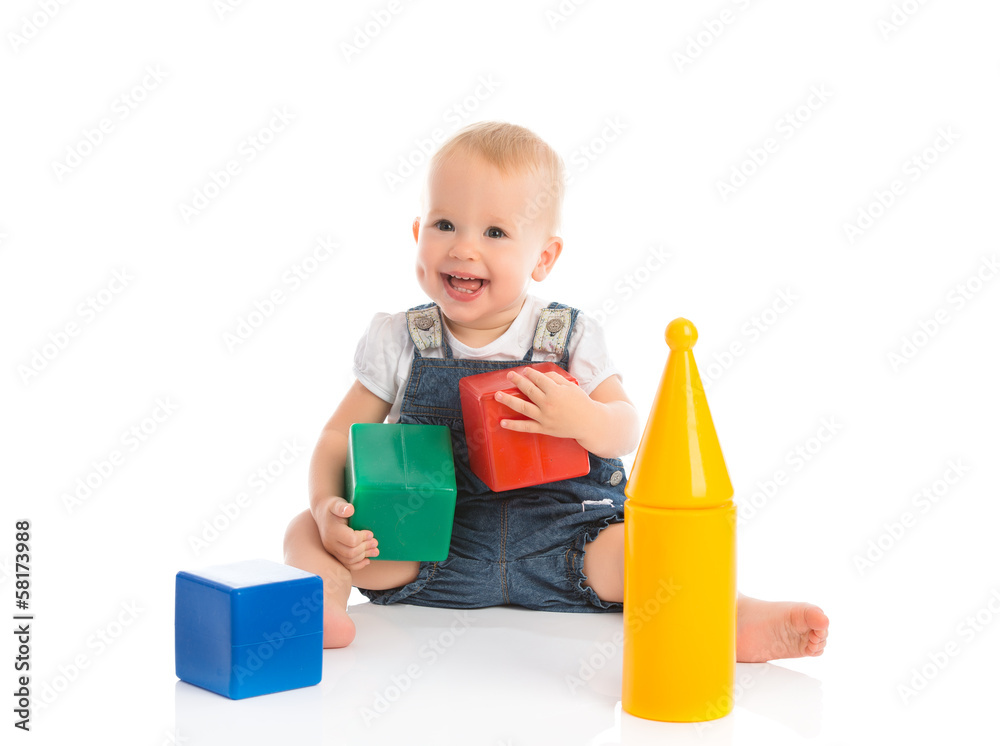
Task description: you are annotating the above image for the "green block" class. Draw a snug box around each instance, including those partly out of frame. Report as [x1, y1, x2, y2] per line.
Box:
[345, 423, 457, 562]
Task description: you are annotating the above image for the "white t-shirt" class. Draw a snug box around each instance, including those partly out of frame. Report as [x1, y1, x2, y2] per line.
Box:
[352, 295, 622, 423]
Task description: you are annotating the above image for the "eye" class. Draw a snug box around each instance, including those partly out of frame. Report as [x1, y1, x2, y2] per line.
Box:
[434, 220, 454, 231]
[486, 227, 506, 239]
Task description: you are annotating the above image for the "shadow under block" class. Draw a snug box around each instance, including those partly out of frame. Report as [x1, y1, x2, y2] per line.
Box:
[459, 362, 590, 492]
[175, 559, 323, 699]
[345, 423, 457, 561]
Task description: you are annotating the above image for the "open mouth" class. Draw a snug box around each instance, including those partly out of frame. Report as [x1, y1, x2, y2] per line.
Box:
[443, 273, 487, 294]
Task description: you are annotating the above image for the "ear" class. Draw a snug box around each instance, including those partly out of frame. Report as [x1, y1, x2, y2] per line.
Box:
[530, 236, 563, 282]
[412, 218, 421, 243]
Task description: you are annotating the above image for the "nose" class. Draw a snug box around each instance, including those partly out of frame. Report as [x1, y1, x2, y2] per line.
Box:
[448, 232, 479, 261]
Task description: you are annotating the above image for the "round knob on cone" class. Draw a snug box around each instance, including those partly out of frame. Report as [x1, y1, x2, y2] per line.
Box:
[666, 318, 697, 351]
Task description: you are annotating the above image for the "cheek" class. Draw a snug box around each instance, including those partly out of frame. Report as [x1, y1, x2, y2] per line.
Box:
[414, 240, 437, 268]
[413, 245, 433, 282]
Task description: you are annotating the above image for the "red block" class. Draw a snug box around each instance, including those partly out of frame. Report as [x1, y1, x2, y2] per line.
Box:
[459, 362, 591, 492]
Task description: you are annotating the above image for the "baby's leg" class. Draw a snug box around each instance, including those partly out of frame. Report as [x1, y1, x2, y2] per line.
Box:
[582, 522, 625, 602]
[283, 510, 419, 648]
[581, 523, 829, 661]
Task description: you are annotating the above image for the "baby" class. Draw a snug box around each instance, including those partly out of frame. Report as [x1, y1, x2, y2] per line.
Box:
[284, 121, 829, 662]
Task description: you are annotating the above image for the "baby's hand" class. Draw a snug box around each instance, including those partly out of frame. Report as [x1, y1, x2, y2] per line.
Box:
[313, 496, 379, 571]
[495, 368, 597, 442]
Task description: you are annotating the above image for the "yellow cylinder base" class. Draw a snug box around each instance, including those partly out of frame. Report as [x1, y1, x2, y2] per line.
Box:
[622, 500, 737, 722]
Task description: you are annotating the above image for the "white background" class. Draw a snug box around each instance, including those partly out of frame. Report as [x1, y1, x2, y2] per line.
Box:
[2, 1, 999, 744]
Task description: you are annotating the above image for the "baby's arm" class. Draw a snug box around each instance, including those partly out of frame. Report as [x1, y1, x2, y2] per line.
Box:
[584, 375, 642, 457]
[309, 380, 392, 571]
[496, 370, 641, 459]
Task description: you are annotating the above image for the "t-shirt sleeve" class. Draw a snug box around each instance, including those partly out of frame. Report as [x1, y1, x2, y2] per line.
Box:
[351, 312, 406, 404]
[567, 312, 623, 395]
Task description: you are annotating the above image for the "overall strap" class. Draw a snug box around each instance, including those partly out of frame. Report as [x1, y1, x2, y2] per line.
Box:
[522, 302, 579, 364]
[405, 303, 453, 359]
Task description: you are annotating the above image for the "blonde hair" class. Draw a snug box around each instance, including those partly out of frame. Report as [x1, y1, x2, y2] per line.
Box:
[428, 121, 565, 234]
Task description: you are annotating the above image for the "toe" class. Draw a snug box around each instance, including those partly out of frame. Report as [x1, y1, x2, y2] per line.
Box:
[808, 639, 826, 656]
[803, 605, 830, 632]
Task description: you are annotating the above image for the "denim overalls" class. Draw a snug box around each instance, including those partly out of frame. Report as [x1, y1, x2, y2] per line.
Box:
[358, 301, 628, 612]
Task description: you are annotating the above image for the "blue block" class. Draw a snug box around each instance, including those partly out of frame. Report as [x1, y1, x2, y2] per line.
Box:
[175, 559, 323, 699]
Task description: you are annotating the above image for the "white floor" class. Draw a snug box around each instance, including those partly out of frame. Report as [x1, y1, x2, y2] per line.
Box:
[15, 583, 997, 745]
[176, 598, 993, 745]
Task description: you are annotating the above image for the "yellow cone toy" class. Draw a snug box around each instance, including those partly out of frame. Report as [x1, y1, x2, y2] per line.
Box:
[622, 318, 737, 722]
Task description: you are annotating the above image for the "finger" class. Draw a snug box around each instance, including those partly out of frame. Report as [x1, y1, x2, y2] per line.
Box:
[348, 530, 379, 559]
[336, 525, 372, 548]
[321, 521, 360, 555]
[337, 539, 374, 566]
[500, 417, 542, 434]
[514, 367, 557, 394]
[494, 391, 538, 418]
[506, 370, 545, 401]
[543, 371, 570, 386]
[495, 390, 526, 413]
[340, 543, 379, 564]
[327, 497, 354, 519]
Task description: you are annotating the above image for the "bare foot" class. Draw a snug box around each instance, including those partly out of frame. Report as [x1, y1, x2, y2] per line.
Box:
[736, 594, 829, 663]
[283, 509, 359, 649]
[324, 605, 357, 648]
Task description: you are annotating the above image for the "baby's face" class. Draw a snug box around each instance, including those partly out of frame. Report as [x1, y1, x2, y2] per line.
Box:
[413, 153, 560, 335]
